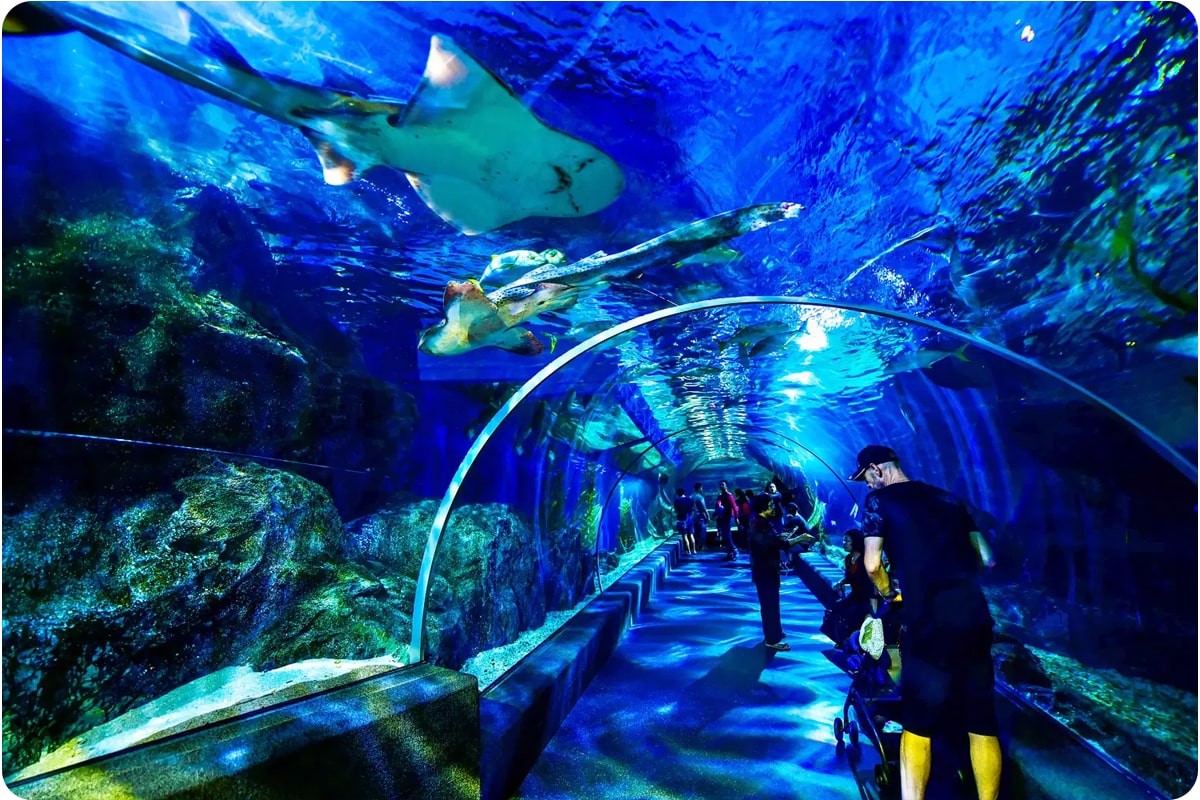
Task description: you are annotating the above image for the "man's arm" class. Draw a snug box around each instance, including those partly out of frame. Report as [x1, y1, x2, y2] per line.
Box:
[969, 530, 995, 568]
[863, 536, 892, 597]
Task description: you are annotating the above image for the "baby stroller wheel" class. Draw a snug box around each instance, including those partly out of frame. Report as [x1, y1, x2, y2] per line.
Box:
[848, 719, 859, 748]
[833, 716, 844, 743]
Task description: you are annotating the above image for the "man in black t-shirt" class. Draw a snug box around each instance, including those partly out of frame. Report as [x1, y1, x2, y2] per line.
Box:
[849, 445, 1000, 800]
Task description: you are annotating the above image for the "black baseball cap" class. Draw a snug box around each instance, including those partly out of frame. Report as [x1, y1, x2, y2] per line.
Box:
[849, 445, 900, 481]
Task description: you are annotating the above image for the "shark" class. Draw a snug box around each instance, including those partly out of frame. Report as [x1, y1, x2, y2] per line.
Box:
[4, 2, 624, 235]
[418, 201, 805, 356]
[503, 201, 804, 290]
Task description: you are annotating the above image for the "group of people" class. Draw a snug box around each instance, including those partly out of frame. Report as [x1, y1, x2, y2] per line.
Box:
[672, 478, 815, 653]
[672, 479, 813, 563]
[670, 446, 1002, 800]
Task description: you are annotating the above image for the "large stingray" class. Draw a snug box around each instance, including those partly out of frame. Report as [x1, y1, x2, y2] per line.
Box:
[419, 202, 805, 356]
[4, 2, 624, 235]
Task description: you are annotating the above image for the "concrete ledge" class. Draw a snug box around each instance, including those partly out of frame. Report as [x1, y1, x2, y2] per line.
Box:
[479, 539, 682, 800]
[792, 551, 843, 607]
[6, 664, 480, 800]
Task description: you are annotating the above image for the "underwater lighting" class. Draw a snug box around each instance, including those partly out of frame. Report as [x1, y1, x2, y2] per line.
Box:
[413, 295, 1196, 663]
[781, 371, 821, 386]
[797, 325, 829, 351]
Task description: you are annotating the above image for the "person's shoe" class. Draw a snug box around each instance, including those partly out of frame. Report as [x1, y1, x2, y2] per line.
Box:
[764, 640, 791, 651]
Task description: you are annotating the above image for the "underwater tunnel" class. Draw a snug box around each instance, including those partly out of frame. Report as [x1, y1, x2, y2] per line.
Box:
[1, 2, 1196, 800]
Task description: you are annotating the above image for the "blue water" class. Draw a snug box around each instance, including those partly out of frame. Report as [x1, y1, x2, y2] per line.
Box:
[1, 1, 1196, 795]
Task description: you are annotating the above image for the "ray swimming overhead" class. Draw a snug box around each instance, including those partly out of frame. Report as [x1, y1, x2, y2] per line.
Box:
[417, 280, 576, 357]
[4, 2, 624, 235]
[418, 202, 805, 356]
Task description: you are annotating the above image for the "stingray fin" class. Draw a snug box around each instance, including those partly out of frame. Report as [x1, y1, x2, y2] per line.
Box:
[301, 130, 357, 185]
[176, 2, 256, 75]
[488, 327, 545, 356]
[315, 57, 375, 97]
[395, 36, 624, 235]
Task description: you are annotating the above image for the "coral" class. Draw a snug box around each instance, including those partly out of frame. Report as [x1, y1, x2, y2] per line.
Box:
[617, 498, 636, 552]
[346, 497, 592, 670]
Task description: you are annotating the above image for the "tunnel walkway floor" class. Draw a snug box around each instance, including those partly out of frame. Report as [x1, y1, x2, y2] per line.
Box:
[515, 547, 902, 799]
[512, 544, 1164, 800]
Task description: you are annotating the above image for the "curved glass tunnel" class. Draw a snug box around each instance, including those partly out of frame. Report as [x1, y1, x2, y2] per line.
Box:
[7, 297, 1193, 794]
[1, 1, 1197, 798]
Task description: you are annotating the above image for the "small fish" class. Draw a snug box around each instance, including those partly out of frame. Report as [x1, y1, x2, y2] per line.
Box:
[718, 321, 793, 355]
[675, 281, 723, 304]
[675, 244, 743, 269]
[480, 248, 568, 285]
[565, 319, 617, 339]
[884, 343, 969, 375]
[923, 351, 991, 391]
[746, 331, 795, 358]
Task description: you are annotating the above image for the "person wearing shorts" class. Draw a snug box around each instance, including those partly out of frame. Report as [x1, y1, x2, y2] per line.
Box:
[849, 445, 1000, 800]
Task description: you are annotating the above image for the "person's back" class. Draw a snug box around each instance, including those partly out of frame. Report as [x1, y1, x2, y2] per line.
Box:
[687, 483, 709, 550]
[851, 444, 999, 800]
[747, 495, 790, 569]
[673, 492, 692, 521]
[865, 479, 990, 636]
[714, 481, 739, 559]
[673, 488, 697, 556]
[716, 486, 735, 520]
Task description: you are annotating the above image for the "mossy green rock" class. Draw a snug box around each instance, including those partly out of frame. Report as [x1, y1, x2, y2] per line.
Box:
[1, 461, 352, 774]
[3, 214, 415, 495]
[346, 501, 585, 669]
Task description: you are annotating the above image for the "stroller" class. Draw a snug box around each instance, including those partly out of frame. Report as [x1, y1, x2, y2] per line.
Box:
[825, 601, 906, 796]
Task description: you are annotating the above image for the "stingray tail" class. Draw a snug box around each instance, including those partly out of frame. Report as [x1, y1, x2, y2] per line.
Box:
[6, 3, 284, 115]
[6, 2, 390, 187]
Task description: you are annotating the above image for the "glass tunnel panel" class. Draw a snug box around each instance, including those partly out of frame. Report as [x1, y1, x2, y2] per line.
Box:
[414, 327, 679, 685]
[1, 2, 1195, 797]
[416, 298, 1196, 796]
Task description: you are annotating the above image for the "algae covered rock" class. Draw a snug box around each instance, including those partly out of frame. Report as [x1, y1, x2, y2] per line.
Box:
[3, 213, 416, 502]
[1, 460, 352, 774]
[347, 500, 562, 669]
[5, 222, 314, 468]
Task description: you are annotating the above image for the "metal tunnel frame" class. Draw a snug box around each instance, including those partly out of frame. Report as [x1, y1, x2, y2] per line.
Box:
[408, 296, 1196, 663]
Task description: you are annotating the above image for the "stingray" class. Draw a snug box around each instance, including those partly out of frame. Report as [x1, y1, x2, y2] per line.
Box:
[5, 2, 624, 235]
